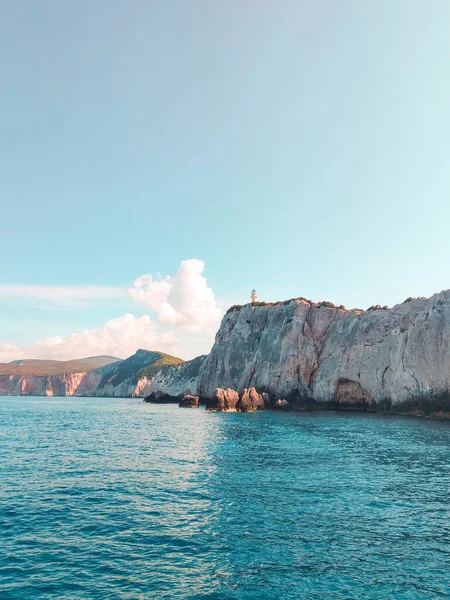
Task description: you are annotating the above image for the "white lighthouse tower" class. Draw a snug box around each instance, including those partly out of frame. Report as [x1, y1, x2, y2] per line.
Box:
[251, 289, 257, 304]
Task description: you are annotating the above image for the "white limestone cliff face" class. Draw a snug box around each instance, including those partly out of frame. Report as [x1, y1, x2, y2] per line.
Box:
[0, 369, 105, 397]
[146, 356, 207, 400]
[93, 375, 154, 398]
[0, 370, 162, 399]
[151, 291, 450, 414]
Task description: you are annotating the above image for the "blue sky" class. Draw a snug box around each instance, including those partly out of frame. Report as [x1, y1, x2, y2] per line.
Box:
[1, 1, 449, 360]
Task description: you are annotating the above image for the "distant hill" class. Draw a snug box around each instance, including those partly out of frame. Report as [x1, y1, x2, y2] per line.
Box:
[98, 349, 184, 389]
[70, 355, 121, 366]
[0, 356, 122, 377]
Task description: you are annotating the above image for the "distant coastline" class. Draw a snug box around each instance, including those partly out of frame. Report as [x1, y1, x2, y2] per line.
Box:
[2, 288, 450, 419]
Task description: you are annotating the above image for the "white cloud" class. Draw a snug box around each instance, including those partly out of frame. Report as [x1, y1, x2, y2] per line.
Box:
[0, 284, 125, 308]
[0, 314, 180, 363]
[129, 259, 223, 332]
[0, 259, 224, 362]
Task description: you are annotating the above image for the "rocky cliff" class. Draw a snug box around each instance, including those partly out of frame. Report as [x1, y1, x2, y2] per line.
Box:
[149, 291, 450, 415]
[94, 349, 184, 397]
[146, 355, 207, 401]
[0, 363, 117, 397]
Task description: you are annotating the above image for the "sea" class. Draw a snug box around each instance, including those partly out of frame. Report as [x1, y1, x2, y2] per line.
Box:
[0, 396, 449, 599]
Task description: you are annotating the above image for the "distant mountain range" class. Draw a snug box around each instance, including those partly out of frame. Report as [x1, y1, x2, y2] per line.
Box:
[0, 350, 184, 397]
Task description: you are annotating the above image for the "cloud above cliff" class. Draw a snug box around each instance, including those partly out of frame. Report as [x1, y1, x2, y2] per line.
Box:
[0, 260, 223, 331]
[0, 259, 223, 362]
[0, 314, 180, 362]
[129, 259, 223, 332]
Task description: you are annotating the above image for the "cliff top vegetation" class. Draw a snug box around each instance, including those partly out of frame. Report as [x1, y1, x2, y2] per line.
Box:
[0, 356, 121, 377]
[139, 354, 185, 380]
[99, 350, 184, 387]
[226, 295, 425, 315]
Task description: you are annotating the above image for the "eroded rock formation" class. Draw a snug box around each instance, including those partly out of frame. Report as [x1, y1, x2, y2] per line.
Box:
[179, 394, 199, 408]
[236, 387, 266, 412]
[273, 399, 291, 411]
[206, 388, 240, 411]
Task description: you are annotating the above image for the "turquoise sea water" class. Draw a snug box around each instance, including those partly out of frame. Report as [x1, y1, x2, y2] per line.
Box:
[0, 397, 449, 599]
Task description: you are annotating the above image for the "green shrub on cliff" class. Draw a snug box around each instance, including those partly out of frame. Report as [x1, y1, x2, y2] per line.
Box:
[317, 301, 337, 309]
[226, 304, 244, 314]
[139, 354, 184, 379]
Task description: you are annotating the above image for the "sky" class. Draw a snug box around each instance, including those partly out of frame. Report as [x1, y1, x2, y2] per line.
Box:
[0, 0, 449, 361]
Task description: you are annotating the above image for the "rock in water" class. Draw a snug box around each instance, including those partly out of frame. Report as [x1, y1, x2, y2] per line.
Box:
[179, 395, 199, 408]
[273, 399, 291, 411]
[144, 390, 178, 403]
[262, 392, 271, 409]
[236, 387, 265, 412]
[208, 388, 240, 411]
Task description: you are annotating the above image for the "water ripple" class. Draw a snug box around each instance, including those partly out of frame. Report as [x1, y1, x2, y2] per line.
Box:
[1, 398, 450, 599]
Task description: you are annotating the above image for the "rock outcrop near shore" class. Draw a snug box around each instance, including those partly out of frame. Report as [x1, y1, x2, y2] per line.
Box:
[236, 388, 267, 412]
[179, 394, 199, 408]
[208, 388, 240, 411]
[150, 291, 450, 416]
[205, 387, 270, 412]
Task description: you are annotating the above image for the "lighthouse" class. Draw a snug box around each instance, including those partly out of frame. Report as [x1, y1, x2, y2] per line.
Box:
[251, 289, 257, 304]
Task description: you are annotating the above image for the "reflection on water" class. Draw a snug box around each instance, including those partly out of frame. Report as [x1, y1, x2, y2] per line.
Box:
[0, 398, 449, 599]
